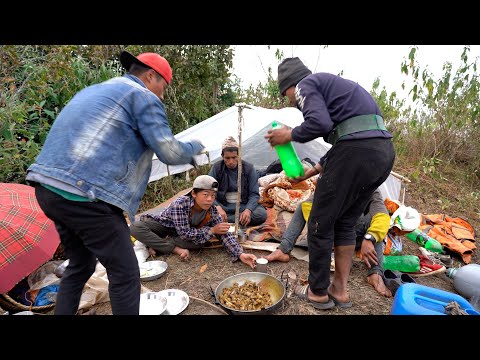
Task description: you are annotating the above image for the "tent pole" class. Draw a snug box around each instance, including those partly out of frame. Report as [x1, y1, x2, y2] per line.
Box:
[166, 165, 173, 194]
[234, 105, 244, 239]
[390, 170, 411, 183]
[234, 103, 251, 239]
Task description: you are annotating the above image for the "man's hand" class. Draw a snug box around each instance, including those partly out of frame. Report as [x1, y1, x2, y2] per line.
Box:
[287, 163, 323, 184]
[212, 222, 230, 236]
[190, 139, 205, 154]
[239, 209, 252, 226]
[264, 127, 292, 146]
[239, 253, 257, 269]
[314, 163, 324, 176]
[287, 173, 309, 184]
[189, 140, 205, 170]
[216, 205, 228, 222]
[360, 239, 378, 268]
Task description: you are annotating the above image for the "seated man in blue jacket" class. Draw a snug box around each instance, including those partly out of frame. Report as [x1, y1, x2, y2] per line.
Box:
[208, 136, 267, 227]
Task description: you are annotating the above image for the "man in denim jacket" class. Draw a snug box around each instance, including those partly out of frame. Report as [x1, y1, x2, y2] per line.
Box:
[26, 50, 204, 315]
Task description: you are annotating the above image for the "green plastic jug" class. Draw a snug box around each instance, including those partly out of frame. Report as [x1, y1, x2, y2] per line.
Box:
[271, 121, 304, 178]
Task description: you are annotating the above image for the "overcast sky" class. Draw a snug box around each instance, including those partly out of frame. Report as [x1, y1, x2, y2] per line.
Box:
[231, 45, 480, 102]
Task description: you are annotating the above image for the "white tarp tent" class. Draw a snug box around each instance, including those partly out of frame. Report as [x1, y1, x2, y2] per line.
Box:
[149, 104, 406, 201]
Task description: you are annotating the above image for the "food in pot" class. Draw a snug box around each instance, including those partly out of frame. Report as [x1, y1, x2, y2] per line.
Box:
[219, 280, 273, 311]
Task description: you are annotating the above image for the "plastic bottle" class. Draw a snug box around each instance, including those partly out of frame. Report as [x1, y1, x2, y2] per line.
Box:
[405, 229, 443, 253]
[446, 264, 480, 299]
[54, 259, 69, 278]
[470, 296, 480, 312]
[383, 255, 421, 273]
[271, 121, 304, 178]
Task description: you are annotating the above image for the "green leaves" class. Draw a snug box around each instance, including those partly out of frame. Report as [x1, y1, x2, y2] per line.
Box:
[0, 45, 237, 184]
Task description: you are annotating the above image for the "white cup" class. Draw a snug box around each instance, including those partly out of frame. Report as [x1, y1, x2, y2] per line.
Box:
[255, 258, 268, 273]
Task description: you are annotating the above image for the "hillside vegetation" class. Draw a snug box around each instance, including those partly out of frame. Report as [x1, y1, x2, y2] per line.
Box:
[1, 45, 478, 236]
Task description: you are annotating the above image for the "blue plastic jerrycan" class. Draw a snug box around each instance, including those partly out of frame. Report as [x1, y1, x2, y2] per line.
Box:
[391, 283, 480, 315]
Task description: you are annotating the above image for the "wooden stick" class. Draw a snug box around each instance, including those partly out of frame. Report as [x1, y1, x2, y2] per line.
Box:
[234, 105, 245, 238]
[189, 296, 229, 315]
[390, 170, 411, 183]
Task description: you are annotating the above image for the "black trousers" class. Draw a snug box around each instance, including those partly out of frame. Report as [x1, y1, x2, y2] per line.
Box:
[307, 138, 395, 296]
[35, 185, 140, 315]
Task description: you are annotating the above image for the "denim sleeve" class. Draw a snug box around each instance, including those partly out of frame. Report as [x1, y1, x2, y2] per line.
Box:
[135, 94, 203, 165]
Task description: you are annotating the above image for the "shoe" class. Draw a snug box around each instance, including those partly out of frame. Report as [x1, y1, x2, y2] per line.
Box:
[400, 273, 416, 284]
[419, 247, 453, 267]
[382, 270, 403, 296]
[294, 284, 335, 310]
[406, 255, 446, 277]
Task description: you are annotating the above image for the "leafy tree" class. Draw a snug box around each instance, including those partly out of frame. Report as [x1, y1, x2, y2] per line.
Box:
[397, 45, 480, 183]
[0, 45, 236, 183]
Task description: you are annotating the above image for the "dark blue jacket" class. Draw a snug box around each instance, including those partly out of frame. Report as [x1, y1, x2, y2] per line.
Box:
[209, 160, 259, 210]
[291, 72, 392, 166]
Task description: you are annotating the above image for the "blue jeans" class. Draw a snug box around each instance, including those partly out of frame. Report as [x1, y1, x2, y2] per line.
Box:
[278, 203, 306, 254]
[219, 202, 267, 226]
[355, 213, 385, 277]
[369, 241, 385, 277]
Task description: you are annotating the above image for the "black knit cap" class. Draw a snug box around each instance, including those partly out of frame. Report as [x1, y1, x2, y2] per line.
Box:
[278, 57, 312, 96]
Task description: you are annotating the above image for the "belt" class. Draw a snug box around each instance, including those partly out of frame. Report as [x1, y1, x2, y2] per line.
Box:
[327, 114, 387, 145]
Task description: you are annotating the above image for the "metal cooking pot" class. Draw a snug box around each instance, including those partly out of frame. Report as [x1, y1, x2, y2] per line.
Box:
[214, 272, 286, 315]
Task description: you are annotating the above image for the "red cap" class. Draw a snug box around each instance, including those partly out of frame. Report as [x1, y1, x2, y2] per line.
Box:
[120, 50, 172, 84]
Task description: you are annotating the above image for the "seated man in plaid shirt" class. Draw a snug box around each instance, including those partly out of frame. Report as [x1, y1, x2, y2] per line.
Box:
[130, 175, 257, 268]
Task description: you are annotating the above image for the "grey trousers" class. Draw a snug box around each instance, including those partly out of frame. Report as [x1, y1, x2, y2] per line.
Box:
[130, 218, 204, 255]
[355, 213, 385, 277]
[279, 202, 386, 277]
[219, 202, 267, 226]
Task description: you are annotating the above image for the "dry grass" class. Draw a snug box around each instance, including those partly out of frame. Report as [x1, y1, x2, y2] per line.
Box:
[51, 155, 480, 316]
[90, 237, 472, 316]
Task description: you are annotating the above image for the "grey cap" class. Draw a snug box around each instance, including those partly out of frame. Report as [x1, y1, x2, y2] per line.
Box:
[278, 57, 312, 96]
[192, 175, 218, 191]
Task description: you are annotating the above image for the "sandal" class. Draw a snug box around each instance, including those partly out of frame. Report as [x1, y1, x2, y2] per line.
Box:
[328, 292, 353, 308]
[294, 284, 335, 310]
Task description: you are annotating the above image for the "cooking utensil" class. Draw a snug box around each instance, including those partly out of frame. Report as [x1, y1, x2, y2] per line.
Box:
[139, 260, 168, 281]
[139, 292, 167, 315]
[214, 272, 287, 315]
[157, 289, 189, 315]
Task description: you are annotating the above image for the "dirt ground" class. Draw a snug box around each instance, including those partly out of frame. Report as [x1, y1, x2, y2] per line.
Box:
[41, 165, 478, 316]
[87, 239, 472, 316]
